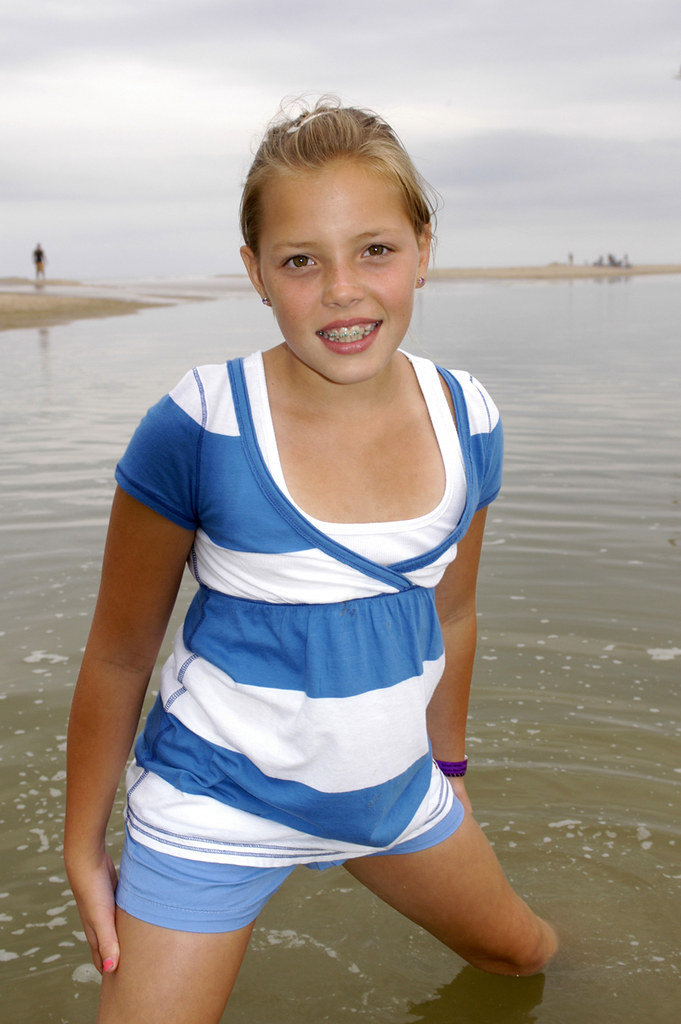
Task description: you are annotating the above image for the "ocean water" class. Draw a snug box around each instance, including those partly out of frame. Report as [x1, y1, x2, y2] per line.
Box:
[0, 274, 679, 1022]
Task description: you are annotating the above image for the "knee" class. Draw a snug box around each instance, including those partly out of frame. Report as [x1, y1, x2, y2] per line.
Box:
[468, 919, 559, 977]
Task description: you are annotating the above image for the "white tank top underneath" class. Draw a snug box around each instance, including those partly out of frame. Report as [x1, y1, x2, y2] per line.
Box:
[245, 351, 466, 568]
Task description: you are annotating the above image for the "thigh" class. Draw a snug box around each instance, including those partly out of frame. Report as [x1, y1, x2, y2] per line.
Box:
[98, 908, 254, 1024]
[344, 813, 557, 976]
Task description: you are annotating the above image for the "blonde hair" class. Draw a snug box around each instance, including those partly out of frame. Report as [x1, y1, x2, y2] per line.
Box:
[240, 97, 438, 255]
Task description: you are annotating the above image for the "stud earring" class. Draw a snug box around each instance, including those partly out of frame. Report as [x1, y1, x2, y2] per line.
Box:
[262, 297, 272, 306]
[416, 277, 426, 288]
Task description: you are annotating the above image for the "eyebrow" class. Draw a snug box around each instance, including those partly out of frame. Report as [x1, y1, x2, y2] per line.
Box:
[270, 229, 399, 253]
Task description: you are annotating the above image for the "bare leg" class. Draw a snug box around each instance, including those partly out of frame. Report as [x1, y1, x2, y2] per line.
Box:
[97, 908, 254, 1024]
[345, 813, 558, 976]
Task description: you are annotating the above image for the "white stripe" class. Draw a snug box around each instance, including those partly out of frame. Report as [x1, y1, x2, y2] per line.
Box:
[160, 641, 445, 792]
[170, 364, 240, 435]
[402, 544, 459, 587]
[192, 531, 400, 603]
[450, 370, 500, 434]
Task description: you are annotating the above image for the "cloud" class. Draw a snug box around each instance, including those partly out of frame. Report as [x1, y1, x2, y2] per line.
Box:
[1, 0, 680, 276]
[431, 132, 681, 213]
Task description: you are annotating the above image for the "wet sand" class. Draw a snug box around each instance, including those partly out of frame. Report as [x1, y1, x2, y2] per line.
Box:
[2, 265, 680, 332]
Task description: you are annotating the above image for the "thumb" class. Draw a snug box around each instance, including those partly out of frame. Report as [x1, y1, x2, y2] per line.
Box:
[83, 914, 120, 975]
[70, 850, 121, 975]
[90, 898, 120, 974]
[99, 936, 121, 976]
[99, 855, 120, 974]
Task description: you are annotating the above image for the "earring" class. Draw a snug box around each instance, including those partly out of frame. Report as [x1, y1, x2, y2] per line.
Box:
[262, 297, 272, 306]
[416, 277, 426, 288]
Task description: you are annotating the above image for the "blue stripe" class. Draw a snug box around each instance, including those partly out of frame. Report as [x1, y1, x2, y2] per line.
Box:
[182, 584, 443, 697]
[197, 431, 312, 553]
[135, 698, 433, 848]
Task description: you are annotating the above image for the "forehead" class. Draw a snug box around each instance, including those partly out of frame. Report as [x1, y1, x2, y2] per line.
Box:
[257, 160, 413, 237]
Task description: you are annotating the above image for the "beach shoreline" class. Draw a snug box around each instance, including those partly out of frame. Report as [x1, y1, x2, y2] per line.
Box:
[1, 264, 679, 331]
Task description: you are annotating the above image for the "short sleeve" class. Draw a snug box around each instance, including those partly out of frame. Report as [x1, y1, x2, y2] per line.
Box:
[461, 374, 503, 510]
[115, 394, 202, 530]
[477, 413, 503, 509]
[438, 367, 504, 513]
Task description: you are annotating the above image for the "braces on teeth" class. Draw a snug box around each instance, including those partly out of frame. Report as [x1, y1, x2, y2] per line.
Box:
[319, 323, 378, 342]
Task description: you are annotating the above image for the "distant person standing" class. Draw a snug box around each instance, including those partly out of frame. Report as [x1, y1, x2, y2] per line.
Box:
[33, 244, 46, 280]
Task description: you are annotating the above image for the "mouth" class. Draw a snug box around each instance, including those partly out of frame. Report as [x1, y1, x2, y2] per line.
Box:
[316, 321, 380, 343]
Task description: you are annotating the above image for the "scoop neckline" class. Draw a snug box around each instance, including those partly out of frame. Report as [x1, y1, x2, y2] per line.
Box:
[245, 350, 459, 535]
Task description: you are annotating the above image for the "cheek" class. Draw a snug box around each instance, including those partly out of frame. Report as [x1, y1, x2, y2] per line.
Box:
[276, 281, 316, 317]
[271, 291, 313, 337]
[389, 276, 417, 317]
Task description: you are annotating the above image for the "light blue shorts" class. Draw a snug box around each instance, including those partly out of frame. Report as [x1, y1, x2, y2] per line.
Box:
[115, 799, 463, 933]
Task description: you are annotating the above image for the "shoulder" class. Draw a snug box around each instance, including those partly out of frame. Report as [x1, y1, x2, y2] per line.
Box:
[168, 362, 239, 436]
[440, 368, 501, 436]
[405, 353, 500, 435]
[406, 358, 502, 510]
[401, 351, 500, 436]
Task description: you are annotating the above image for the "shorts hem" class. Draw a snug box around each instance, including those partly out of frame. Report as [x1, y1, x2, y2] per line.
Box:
[115, 882, 260, 934]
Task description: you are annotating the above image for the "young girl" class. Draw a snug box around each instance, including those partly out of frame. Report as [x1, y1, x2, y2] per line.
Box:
[65, 99, 558, 1023]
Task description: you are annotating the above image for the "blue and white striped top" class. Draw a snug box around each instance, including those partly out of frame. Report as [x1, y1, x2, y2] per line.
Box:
[115, 351, 503, 867]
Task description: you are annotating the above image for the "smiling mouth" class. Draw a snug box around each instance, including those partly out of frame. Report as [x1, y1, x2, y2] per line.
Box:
[316, 322, 380, 343]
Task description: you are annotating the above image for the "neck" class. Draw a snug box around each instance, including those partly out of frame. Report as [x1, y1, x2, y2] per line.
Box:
[263, 344, 409, 420]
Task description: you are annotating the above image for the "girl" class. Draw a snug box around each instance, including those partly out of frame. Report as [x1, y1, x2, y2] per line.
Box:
[65, 99, 558, 1023]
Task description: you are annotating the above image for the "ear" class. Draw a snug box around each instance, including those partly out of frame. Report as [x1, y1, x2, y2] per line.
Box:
[416, 226, 431, 280]
[240, 245, 267, 301]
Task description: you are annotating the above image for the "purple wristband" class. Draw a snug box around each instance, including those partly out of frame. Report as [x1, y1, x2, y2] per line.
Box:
[435, 757, 468, 778]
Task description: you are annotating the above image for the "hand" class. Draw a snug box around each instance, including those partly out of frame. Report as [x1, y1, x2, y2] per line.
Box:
[66, 847, 120, 974]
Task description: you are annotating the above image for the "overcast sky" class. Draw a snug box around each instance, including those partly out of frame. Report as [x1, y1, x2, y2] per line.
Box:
[2, 0, 680, 279]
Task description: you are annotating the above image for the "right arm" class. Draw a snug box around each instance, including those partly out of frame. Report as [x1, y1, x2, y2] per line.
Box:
[64, 486, 195, 973]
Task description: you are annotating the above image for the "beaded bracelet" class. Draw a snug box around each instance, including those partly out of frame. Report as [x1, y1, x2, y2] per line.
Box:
[435, 757, 468, 778]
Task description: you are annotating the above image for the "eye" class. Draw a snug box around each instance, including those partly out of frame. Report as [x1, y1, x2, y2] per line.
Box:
[364, 244, 390, 258]
[285, 254, 315, 269]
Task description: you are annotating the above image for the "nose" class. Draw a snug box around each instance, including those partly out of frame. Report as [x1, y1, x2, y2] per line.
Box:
[322, 259, 364, 307]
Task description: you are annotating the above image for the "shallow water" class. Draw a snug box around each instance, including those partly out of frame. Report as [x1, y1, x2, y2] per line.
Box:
[1, 274, 679, 1021]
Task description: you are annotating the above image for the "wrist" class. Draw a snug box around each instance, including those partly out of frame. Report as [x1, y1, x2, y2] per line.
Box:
[63, 825, 108, 864]
[435, 756, 468, 777]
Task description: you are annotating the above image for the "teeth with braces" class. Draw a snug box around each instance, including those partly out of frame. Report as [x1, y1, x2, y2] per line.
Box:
[318, 322, 379, 342]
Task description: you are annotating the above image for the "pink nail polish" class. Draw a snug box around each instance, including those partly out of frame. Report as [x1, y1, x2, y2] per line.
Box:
[103, 958, 115, 973]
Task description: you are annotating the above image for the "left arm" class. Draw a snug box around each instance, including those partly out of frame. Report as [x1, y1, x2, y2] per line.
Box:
[428, 506, 488, 815]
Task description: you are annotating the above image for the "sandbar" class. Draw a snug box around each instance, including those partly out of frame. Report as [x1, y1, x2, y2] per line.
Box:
[0, 276, 249, 332]
[0, 291, 161, 332]
[428, 263, 681, 281]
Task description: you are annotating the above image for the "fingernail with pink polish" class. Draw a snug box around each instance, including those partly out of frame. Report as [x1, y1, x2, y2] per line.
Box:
[103, 958, 115, 973]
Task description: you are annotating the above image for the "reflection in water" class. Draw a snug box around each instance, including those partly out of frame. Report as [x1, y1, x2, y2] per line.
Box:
[408, 967, 545, 1024]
